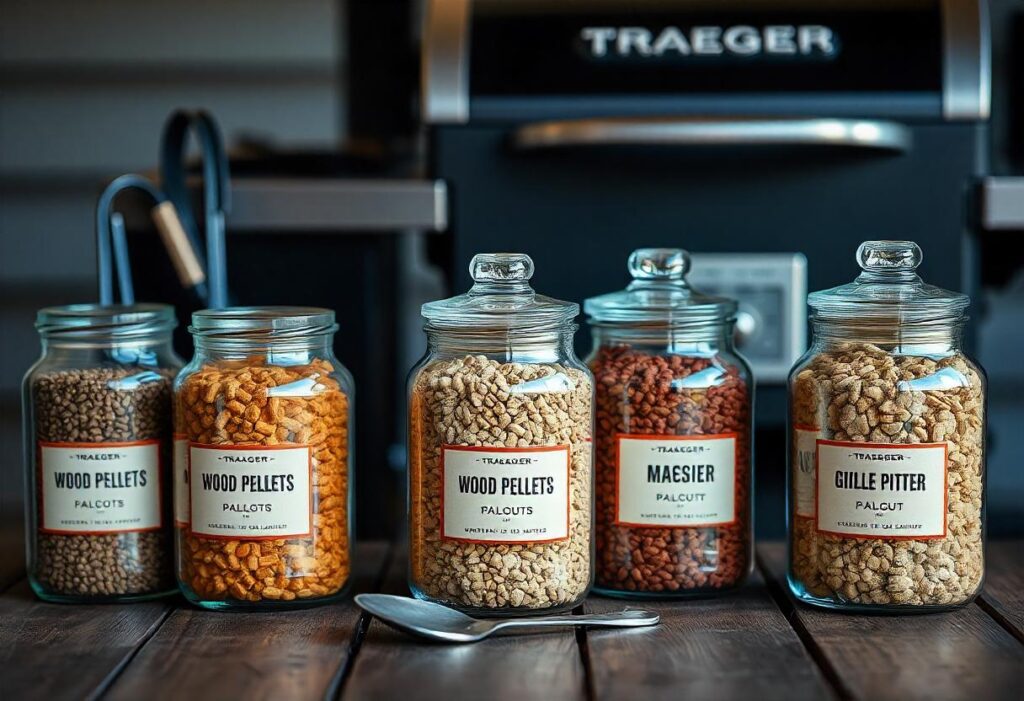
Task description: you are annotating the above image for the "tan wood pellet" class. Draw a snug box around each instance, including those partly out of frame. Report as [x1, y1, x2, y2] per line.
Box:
[789, 343, 984, 606]
[409, 355, 593, 611]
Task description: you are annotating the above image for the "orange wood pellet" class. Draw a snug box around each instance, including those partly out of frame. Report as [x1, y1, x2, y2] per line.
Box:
[175, 358, 350, 604]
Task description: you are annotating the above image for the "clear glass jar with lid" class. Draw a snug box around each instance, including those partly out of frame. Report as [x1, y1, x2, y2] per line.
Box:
[174, 307, 354, 610]
[408, 253, 594, 615]
[584, 248, 754, 598]
[24, 304, 181, 602]
[787, 241, 985, 611]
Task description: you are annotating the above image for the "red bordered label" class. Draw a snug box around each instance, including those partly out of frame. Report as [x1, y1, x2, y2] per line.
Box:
[173, 433, 190, 527]
[614, 433, 738, 528]
[793, 425, 819, 519]
[188, 443, 313, 541]
[38, 440, 163, 535]
[441, 444, 571, 544]
[815, 439, 948, 540]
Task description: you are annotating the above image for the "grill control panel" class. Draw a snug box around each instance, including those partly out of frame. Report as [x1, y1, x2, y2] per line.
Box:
[688, 253, 807, 383]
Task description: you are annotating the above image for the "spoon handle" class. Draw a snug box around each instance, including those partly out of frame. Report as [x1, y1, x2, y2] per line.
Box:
[493, 609, 660, 631]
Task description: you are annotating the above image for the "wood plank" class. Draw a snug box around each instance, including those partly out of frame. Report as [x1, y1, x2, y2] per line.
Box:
[759, 542, 1024, 701]
[104, 542, 390, 701]
[341, 542, 587, 701]
[0, 580, 171, 700]
[584, 568, 835, 701]
[978, 540, 1024, 642]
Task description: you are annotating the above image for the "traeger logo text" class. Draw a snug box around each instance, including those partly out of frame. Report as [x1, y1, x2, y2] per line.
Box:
[580, 25, 836, 58]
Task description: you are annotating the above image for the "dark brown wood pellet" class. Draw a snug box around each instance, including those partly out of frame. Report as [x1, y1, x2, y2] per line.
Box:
[30, 367, 175, 598]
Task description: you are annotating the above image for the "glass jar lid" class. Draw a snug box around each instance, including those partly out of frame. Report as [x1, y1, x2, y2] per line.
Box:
[36, 303, 176, 341]
[421, 253, 578, 332]
[807, 241, 969, 323]
[584, 248, 737, 326]
[190, 307, 337, 340]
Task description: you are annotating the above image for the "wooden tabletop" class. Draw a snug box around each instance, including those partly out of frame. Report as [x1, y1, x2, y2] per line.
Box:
[1, 535, 1021, 701]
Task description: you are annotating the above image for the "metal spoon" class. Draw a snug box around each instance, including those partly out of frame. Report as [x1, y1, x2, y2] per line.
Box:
[355, 593, 660, 643]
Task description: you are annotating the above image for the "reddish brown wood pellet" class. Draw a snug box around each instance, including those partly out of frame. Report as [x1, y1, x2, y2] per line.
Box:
[590, 345, 752, 595]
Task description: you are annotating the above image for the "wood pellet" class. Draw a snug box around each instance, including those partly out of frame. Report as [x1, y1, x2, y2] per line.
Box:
[789, 343, 984, 606]
[409, 355, 593, 611]
[176, 358, 350, 604]
[30, 367, 174, 598]
[591, 346, 752, 594]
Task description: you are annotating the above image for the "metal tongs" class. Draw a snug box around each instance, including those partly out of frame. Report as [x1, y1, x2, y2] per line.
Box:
[95, 109, 230, 307]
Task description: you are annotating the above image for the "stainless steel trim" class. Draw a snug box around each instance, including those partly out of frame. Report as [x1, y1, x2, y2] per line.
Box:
[980, 177, 1024, 231]
[432, 180, 449, 232]
[941, 0, 991, 120]
[421, 0, 471, 124]
[216, 179, 449, 232]
[790, 253, 808, 381]
[514, 117, 912, 152]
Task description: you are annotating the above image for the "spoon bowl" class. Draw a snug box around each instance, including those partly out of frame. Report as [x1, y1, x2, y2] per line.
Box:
[355, 594, 660, 643]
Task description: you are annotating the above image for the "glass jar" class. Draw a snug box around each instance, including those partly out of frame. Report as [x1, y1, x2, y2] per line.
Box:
[23, 304, 181, 603]
[787, 241, 985, 612]
[174, 307, 354, 610]
[408, 253, 594, 615]
[584, 249, 754, 597]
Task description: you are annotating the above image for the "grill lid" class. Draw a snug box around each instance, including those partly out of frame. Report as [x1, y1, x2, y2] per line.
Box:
[422, 0, 989, 124]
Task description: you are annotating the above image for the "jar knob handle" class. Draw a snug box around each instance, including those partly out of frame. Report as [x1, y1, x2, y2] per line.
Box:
[469, 253, 535, 283]
[628, 248, 690, 280]
[856, 240, 922, 273]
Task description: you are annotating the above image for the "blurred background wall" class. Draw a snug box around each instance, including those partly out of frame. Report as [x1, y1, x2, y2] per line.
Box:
[1, 0, 1021, 541]
[0, 0, 345, 528]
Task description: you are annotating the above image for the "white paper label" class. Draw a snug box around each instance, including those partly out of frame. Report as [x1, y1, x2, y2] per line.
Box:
[39, 441, 162, 534]
[794, 426, 819, 518]
[615, 434, 737, 527]
[442, 445, 570, 543]
[816, 440, 947, 539]
[173, 436, 189, 526]
[189, 444, 311, 539]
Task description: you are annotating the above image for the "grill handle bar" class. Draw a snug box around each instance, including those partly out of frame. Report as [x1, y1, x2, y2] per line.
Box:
[513, 117, 912, 152]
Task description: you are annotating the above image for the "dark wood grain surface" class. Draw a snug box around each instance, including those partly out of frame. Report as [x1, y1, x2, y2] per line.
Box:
[103, 543, 390, 701]
[759, 543, 1024, 701]
[979, 540, 1024, 642]
[585, 569, 835, 701]
[0, 535, 1020, 701]
[0, 581, 171, 700]
[342, 542, 588, 701]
